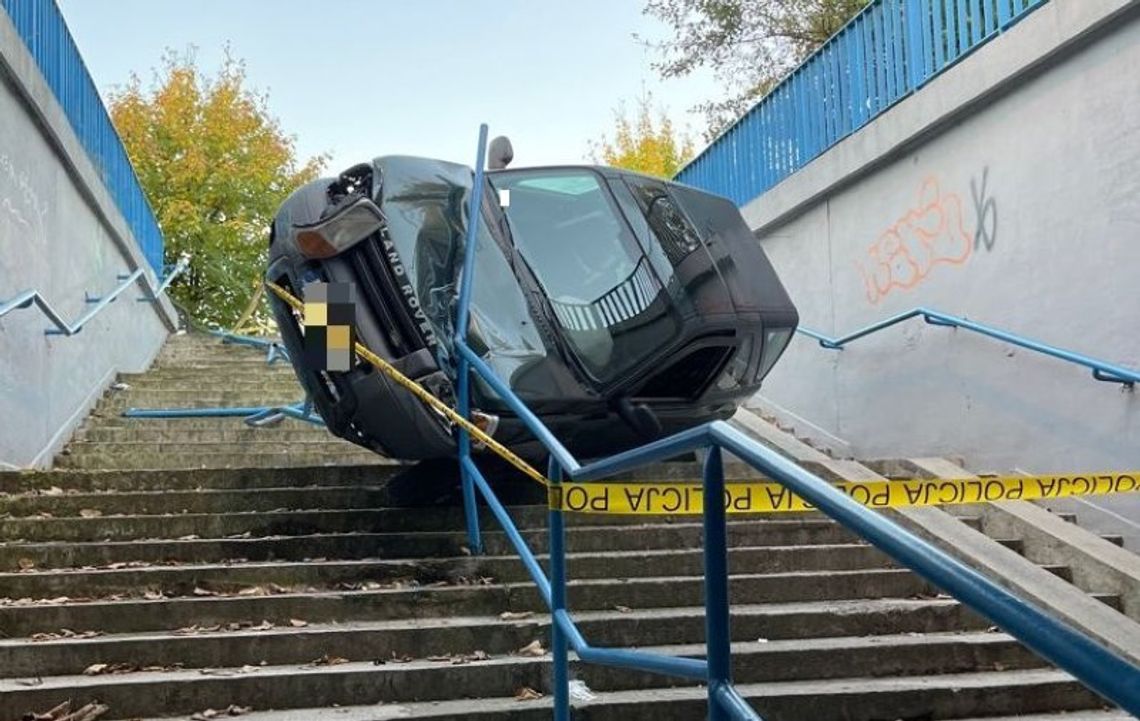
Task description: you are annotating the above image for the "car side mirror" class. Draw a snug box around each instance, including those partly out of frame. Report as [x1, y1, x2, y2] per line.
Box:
[488, 136, 514, 170]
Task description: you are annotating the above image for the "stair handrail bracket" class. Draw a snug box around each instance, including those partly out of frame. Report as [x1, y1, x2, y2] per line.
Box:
[451, 126, 1140, 719]
[798, 307, 1139, 386]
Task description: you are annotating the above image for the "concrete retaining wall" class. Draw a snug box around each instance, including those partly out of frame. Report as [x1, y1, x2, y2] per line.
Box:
[0, 11, 177, 468]
[747, 0, 1140, 473]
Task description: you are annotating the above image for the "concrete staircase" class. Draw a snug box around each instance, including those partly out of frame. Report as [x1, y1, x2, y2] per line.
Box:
[1, 333, 1137, 720]
[56, 334, 388, 470]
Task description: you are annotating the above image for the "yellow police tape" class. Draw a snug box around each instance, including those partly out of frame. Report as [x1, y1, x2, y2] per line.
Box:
[264, 282, 1139, 517]
[547, 473, 1140, 515]
[265, 281, 552, 488]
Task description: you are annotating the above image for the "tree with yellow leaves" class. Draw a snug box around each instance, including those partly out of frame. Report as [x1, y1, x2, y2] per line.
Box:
[591, 93, 695, 179]
[109, 50, 326, 328]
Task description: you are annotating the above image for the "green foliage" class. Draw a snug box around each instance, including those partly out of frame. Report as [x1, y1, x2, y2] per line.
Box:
[591, 93, 695, 178]
[109, 50, 326, 329]
[643, 0, 871, 138]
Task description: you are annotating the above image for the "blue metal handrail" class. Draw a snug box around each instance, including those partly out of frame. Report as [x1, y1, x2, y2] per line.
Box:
[209, 329, 290, 365]
[797, 307, 1140, 386]
[123, 399, 323, 427]
[122, 330, 314, 425]
[0, 255, 188, 336]
[452, 125, 1140, 718]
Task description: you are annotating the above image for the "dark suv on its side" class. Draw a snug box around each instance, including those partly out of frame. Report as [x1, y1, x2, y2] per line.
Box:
[266, 155, 798, 461]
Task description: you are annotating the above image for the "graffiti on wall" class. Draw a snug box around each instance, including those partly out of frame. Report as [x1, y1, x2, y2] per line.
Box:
[856, 171, 997, 304]
[971, 166, 997, 252]
[0, 152, 49, 254]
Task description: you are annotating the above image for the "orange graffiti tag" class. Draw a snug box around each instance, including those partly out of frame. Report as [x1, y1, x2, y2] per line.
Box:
[856, 177, 973, 304]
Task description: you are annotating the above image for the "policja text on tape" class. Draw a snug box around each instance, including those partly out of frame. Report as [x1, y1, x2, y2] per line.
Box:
[547, 472, 1140, 515]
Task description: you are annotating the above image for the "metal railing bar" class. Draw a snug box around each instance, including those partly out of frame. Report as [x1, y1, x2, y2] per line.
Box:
[797, 307, 1139, 385]
[456, 124, 492, 555]
[211, 329, 290, 365]
[552, 610, 708, 681]
[714, 684, 763, 720]
[1, 257, 187, 337]
[122, 401, 323, 426]
[465, 456, 552, 606]
[457, 343, 580, 473]
[43, 268, 146, 335]
[548, 461, 571, 721]
[703, 446, 735, 721]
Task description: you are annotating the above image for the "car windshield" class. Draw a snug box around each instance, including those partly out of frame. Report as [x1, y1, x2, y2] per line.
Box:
[490, 169, 681, 383]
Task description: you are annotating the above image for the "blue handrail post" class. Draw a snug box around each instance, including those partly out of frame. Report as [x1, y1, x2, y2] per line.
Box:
[548, 459, 571, 721]
[455, 123, 490, 555]
[703, 445, 733, 720]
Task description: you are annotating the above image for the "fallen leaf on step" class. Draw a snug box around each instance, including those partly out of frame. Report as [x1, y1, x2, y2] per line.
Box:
[41, 486, 64, 496]
[498, 611, 533, 621]
[192, 587, 217, 597]
[289, 618, 308, 627]
[311, 654, 349, 666]
[178, 534, 201, 540]
[613, 605, 632, 613]
[78, 509, 102, 518]
[83, 663, 109, 675]
[144, 590, 166, 600]
[17, 558, 35, 571]
[514, 686, 544, 701]
[515, 640, 546, 657]
[237, 586, 268, 596]
[191, 706, 252, 720]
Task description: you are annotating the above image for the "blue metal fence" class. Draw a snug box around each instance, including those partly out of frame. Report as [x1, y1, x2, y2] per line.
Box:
[675, 0, 1048, 204]
[0, 0, 165, 272]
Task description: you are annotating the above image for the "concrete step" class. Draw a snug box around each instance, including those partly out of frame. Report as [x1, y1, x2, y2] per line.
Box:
[78, 427, 334, 443]
[0, 600, 999, 675]
[0, 505, 964, 541]
[0, 522, 887, 570]
[0, 568, 949, 629]
[0, 545, 910, 598]
[54, 450, 390, 470]
[0, 485, 396, 517]
[0, 514, 936, 566]
[2, 668, 1106, 721]
[92, 394, 308, 409]
[0, 465, 404, 494]
[85, 417, 330, 430]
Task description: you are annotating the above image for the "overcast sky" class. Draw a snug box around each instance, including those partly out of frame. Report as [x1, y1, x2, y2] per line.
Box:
[58, 0, 720, 174]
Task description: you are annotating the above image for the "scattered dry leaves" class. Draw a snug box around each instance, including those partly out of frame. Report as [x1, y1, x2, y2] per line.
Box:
[190, 705, 251, 720]
[514, 686, 543, 701]
[515, 640, 546, 657]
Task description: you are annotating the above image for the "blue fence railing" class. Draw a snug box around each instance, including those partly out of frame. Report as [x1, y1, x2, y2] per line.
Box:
[797, 308, 1140, 386]
[454, 126, 1140, 719]
[675, 0, 1048, 204]
[0, 0, 165, 272]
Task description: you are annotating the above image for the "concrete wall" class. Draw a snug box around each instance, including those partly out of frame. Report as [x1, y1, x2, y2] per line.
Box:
[0, 11, 177, 468]
[747, 0, 1140, 474]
